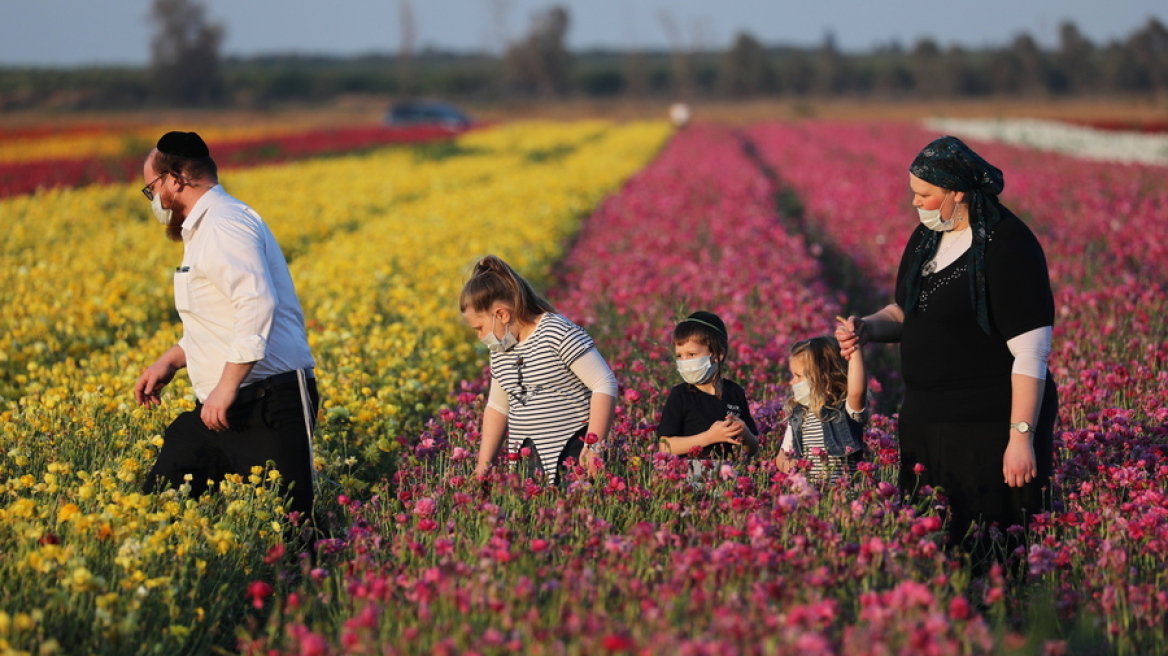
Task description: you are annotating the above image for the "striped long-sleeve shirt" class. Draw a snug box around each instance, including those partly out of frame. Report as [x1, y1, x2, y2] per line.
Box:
[488, 313, 595, 483]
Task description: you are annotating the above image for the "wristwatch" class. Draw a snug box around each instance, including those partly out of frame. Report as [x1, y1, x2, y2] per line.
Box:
[1010, 421, 1033, 434]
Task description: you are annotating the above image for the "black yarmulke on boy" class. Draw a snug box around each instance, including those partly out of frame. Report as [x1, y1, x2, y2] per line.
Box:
[683, 311, 727, 338]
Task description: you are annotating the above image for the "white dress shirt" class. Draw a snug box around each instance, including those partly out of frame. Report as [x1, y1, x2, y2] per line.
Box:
[175, 185, 314, 401]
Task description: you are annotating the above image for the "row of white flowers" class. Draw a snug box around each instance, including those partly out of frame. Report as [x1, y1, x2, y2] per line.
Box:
[923, 117, 1168, 166]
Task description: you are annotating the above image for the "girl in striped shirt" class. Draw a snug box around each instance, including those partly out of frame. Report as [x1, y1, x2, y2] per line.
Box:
[776, 334, 868, 480]
[460, 255, 617, 486]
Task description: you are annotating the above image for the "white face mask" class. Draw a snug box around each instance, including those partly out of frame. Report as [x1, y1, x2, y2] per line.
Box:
[792, 380, 813, 407]
[480, 314, 518, 353]
[677, 355, 717, 385]
[151, 191, 173, 225]
[917, 193, 957, 232]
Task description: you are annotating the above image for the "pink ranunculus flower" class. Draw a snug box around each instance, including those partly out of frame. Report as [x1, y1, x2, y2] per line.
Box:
[412, 497, 438, 517]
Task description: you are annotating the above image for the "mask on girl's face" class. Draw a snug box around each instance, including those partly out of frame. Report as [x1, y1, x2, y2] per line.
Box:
[480, 313, 518, 353]
[677, 355, 717, 385]
[792, 380, 813, 407]
[917, 192, 956, 231]
[151, 191, 173, 225]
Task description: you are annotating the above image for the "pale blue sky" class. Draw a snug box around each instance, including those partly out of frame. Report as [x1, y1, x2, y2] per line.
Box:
[1, 0, 1164, 67]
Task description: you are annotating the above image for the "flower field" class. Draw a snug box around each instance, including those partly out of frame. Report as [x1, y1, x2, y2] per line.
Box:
[0, 120, 670, 654]
[2, 116, 1166, 655]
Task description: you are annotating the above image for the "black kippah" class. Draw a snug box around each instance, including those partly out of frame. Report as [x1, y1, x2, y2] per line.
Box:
[156, 131, 210, 158]
[682, 311, 727, 338]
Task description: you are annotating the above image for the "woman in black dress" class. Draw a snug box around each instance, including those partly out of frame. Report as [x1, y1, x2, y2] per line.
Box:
[836, 136, 1057, 562]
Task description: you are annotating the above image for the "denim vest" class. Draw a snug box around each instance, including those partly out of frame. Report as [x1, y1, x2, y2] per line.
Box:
[788, 404, 866, 458]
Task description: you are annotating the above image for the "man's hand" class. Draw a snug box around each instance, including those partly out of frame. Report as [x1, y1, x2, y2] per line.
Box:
[200, 384, 238, 432]
[134, 360, 178, 406]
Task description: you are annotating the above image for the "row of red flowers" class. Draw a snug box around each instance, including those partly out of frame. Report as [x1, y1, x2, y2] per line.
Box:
[0, 124, 460, 199]
[1063, 118, 1168, 134]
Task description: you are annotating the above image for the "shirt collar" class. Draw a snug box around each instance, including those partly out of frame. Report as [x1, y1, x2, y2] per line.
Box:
[180, 184, 226, 241]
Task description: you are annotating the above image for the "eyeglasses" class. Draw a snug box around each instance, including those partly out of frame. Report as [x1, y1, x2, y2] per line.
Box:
[141, 173, 166, 201]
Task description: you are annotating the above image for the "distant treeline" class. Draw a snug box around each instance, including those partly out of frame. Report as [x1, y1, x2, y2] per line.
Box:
[2, 9, 1166, 111]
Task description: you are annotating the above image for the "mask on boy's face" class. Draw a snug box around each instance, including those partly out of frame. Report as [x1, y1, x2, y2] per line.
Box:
[791, 380, 813, 407]
[480, 313, 518, 353]
[677, 355, 717, 385]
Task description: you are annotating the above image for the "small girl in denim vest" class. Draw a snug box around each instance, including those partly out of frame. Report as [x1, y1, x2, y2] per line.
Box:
[775, 333, 868, 480]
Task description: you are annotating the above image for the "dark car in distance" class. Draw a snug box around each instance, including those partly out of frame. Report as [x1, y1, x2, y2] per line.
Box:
[384, 100, 472, 129]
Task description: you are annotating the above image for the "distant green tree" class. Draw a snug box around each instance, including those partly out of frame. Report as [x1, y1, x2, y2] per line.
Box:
[813, 31, 847, 96]
[1012, 33, 1053, 96]
[1128, 18, 1168, 92]
[909, 38, 944, 97]
[1056, 21, 1097, 95]
[1099, 41, 1149, 93]
[148, 0, 225, 106]
[624, 50, 649, 98]
[504, 5, 572, 96]
[775, 50, 815, 96]
[723, 31, 774, 96]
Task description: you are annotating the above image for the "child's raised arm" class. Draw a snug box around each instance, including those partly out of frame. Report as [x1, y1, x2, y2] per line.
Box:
[846, 342, 867, 412]
[837, 316, 868, 412]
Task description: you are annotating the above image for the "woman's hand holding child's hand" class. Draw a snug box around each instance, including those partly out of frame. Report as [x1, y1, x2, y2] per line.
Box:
[835, 315, 864, 360]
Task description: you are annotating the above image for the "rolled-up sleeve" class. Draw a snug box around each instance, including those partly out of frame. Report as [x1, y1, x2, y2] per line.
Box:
[204, 218, 276, 363]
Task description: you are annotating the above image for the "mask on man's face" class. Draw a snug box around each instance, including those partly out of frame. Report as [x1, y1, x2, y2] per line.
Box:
[151, 188, 173, 225]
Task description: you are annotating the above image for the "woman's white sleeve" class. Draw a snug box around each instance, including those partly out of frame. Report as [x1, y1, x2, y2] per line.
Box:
[569, 347, 619, 397]
[1007, 326, 1052, 380]
[486, 376, 509, 416]
[780, 424, 794, 452]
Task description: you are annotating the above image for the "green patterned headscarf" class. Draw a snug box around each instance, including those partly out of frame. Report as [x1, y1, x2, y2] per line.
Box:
[906, 135, 1013, 334]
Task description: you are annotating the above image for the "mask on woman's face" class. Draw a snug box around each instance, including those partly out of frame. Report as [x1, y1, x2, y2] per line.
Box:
[677, 355, 717, 385]
[151, 190, 173, 225]
[917, 192, 956, 231]
[791, 380, 813, 407]
[480, 314, 518, 353]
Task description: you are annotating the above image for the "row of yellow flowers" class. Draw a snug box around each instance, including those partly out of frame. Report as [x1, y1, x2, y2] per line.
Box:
[0, 120, 616, 398]
[0, 120, 671, 654]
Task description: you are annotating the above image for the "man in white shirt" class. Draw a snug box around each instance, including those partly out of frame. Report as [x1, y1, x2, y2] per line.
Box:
[134, 131, 319, 525]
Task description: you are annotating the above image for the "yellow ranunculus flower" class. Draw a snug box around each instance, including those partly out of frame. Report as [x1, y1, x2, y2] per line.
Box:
[56, 503, 80, 523]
